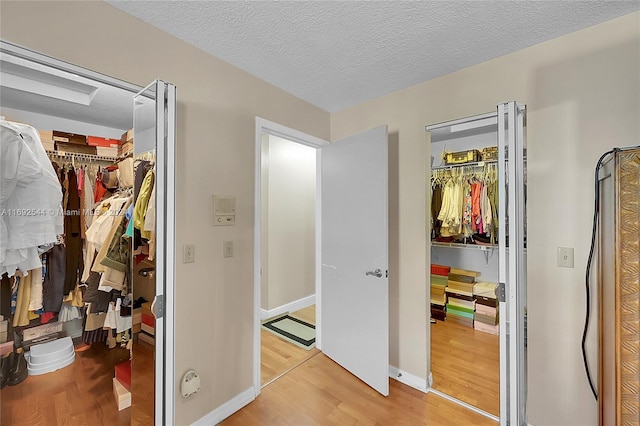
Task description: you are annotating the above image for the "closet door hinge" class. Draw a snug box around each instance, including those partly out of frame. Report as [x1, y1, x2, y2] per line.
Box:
[497, 282, 506, 303]
[152, 295, 164, 319]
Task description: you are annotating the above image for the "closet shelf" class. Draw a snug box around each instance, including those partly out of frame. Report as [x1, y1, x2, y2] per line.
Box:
[46, 150, 130, 163]
[431, 159, 497, 171]
[431, 241, 528, 253]
[431, 241, 497, 251]
[431, 157, 528, 171]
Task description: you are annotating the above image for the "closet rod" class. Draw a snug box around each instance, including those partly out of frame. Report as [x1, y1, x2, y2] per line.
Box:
[46, 150, 125, 163]
[431, 159, 498, 171]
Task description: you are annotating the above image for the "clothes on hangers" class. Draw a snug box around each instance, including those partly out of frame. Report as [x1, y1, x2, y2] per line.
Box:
[3, 118, 137, 349]
[64, 168, 83, 296]
[0, 120, 63, 278]
[431, 164, 498, 243]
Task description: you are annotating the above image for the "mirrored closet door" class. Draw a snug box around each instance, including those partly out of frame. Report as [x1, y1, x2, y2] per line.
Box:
[0, 41, 175, 426]
[426, 102, 527, 425]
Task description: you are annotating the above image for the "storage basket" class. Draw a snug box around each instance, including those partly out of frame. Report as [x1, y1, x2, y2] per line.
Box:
[443, 149, 481, 165]
[481, 146, 498, 161]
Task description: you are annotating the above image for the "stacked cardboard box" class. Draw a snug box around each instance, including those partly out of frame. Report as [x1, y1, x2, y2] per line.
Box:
[52, 130, 98, 155]
[132, 307, 142, 335]
[430, 264, 450, 321]
[445, 268, 479, 328]
[113, 377, 131, 411]
[88, 136, 120, 158]
[38, 130, 55, 151]
[21, 321, 63, 351]
[473, 282, 499, 334]
[139, 302, 155, 346]
[115, 360, 131, 391]
[0, 315, 7, 343]
[119, 129, 133, 157]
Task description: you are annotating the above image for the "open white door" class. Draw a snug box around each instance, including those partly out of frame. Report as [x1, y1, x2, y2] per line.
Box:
[320, 125, 389, 396]
[133, 80, 176, 425]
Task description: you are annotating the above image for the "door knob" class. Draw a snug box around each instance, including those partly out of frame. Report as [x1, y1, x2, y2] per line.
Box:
[366, 269, 383, 278]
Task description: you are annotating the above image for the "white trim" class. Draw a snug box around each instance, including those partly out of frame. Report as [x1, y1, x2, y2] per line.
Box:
[428, 388, 499, 423]
[164, 82, 177, 426]
[260, 294, 316, 320]
[256, 117, 328, 148]
[253, 117, 329, 398]
[425, 111, 497, 131]
[315, 149, 322, 350]
[388, 366, 428, 393]
[497, 103, 508, 425]
[191, 387, 255, 426]
[152, 80, 166, 425]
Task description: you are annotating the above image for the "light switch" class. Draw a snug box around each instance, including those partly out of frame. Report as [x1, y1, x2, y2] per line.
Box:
[224, 241, 234, 258]
[183, 244, 195, 264]
[557, 247, 574, 268]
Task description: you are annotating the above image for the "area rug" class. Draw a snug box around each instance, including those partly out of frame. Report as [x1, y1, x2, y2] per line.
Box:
[262, 315, 316, 350]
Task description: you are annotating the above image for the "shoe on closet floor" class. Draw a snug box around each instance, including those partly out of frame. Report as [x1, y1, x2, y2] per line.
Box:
[0, 353, 12, 388]
[7, 350, 28, 386]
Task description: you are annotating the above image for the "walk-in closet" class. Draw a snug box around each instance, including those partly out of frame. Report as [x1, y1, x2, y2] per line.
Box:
[426, 102, 527, 423]
[0, 43, 173, 424]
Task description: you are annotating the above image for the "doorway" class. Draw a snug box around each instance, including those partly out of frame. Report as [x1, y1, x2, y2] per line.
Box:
[254, 121, 326, 389]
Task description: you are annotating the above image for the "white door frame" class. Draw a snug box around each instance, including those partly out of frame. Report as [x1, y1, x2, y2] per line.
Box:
[253, 117, 328, 396]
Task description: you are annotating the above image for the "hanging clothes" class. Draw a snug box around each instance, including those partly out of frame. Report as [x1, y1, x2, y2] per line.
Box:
[42, 244, 66, 313]
[144, 183, 157, 261]
[0, 121, 63, 277]
[431, 183, 443, 239]
[64, 168, 83, 295]
[134, 168, 154, 240]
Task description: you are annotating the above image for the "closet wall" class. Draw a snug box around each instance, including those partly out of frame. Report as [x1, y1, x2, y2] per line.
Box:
[0, 2, 330, 424]
[331, 12, 640, 426]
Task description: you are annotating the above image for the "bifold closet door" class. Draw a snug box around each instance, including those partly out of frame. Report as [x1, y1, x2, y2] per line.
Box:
[133, 80, 176, 426]
[497, 101, 527, 426]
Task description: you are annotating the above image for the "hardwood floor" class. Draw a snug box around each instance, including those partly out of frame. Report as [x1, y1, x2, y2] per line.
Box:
[1, 342, 131, 426]
[224, 353, 496, 426]
[131, 343, 154, 426]
[261, 306, 320, 386]
[0, 341, 155, 426]
[287, 305, 315, 324]
[430, 318, 500, 416]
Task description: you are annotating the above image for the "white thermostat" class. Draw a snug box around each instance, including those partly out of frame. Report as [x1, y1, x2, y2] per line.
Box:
[213, 195, 236, 226]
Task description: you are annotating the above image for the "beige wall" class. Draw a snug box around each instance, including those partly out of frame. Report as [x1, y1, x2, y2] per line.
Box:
[263, 136, 316, 311]
[330, 12, 640, 426]
[2, 2, 638, 424]
[0, 1, 330, 424]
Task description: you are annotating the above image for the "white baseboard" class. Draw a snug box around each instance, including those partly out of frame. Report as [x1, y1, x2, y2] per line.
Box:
[191, 386, 255, 426]
[260, 294, 315, 320]
[388, 365, 428, 393]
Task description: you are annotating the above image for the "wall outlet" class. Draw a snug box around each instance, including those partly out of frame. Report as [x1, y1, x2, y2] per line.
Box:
[557, 247, 574, 268]
[223, 240, 234, 258]
[183, 244, 195, 264]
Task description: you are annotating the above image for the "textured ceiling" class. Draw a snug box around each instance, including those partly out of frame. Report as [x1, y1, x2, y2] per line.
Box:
[106, 1, 640, 112]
